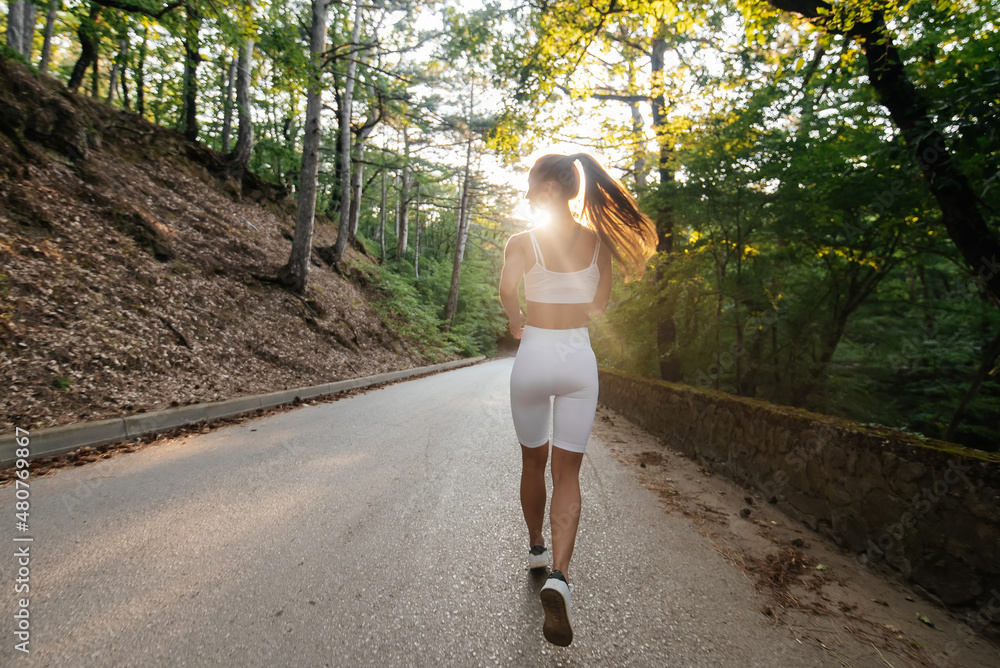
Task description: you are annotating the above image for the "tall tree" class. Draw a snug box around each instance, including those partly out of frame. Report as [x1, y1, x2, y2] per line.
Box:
[5, 2, 27, 57]
[106, 14, 127, 104]
[379, 170, 387, 260]
[220, 55, 236, 152]
[444, 128, 474, 326]
[329, 0, 363, 268]
[180, 1, 202, 141]
[6, 1, 36, 59]
[347, 81, 382, 242]
[229, 5, 255, 170]
[39, 0, 59, 74]
[68, 3, 102, 93]
[135, 23, 148, 116]
[279, 0, 330, 294]
[396, 125, 412, 261]
[647, 23, 686, 381]
[412, 182, 421, 278]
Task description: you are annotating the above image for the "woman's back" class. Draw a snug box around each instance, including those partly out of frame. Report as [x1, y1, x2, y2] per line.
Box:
[519, 224, 609, 330]
[525, 225, 599, 273]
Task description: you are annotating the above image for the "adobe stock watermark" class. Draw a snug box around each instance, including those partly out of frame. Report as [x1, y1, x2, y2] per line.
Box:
[853, 458, 972, 569]
[840, 134, 999, 310]
[555, 329, 593, 363]
[60, 476, 104, 515]
[12, 427, 34, 654]
[843, 134, 950, 241]
[754, 425, 837, 517]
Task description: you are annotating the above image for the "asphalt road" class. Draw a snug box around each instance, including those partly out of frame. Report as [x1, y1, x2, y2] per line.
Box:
[1, 358, 841, 667]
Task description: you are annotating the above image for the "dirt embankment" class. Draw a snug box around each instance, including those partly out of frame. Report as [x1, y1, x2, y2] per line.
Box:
[0, 54, 443, 434]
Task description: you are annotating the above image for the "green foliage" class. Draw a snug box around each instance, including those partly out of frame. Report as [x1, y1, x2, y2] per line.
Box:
[357, 253, 465, 361]
[52, 376, 73, 390]
[353, 235, 506, 360]
[0, 43, 30, 67]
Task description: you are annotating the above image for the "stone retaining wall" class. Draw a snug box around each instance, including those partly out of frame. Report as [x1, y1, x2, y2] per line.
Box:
[598, 367, 1000, 618]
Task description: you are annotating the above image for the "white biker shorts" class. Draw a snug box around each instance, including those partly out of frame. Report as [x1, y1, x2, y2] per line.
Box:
[509, 325, 599, 453]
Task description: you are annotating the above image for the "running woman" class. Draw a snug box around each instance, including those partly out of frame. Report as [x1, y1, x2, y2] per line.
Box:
[499, 152, 657, 646]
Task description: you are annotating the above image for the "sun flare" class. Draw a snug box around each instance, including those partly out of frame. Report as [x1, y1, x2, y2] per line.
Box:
[516, 200, 552, 228]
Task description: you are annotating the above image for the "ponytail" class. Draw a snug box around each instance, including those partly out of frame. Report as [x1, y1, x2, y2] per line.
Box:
[572, 153, 658, 281]
[529, 152, 657, 280]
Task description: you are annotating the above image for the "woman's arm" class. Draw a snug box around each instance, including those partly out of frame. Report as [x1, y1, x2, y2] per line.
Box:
[589, 241, 613, 316]
[499, 234, 526, 339]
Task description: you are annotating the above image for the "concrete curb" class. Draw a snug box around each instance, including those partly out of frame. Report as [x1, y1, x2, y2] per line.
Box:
[1, 356, 486, 468]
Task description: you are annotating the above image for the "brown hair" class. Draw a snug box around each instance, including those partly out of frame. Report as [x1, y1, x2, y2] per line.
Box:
[529, 153, 657, 280]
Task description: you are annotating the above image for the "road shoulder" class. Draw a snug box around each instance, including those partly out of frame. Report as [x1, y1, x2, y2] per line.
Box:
[592, 405, 1000, 668]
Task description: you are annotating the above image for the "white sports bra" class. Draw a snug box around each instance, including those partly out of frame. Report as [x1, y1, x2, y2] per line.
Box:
[523, 229, 601, 304]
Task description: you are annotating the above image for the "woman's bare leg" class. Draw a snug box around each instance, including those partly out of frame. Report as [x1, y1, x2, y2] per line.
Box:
[520, 442, 549, 547]
[549, 447, 584, 578]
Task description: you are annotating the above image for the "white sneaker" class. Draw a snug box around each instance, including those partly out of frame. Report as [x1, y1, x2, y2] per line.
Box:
[540, 570, 574, 646]
[528, 545, 549, 570]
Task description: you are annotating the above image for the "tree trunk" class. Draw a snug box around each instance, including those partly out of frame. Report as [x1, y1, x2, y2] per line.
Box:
[68, 4, 99, 93]
[347, 85, 379, 243]
[347, 135, 366, 241]
[182, 4, 202, 142]
[445, 135, 474, 326]
[39, 0, 59, 74]
[330, 0, 363, 268]
[107, 29, 126, 104]
[627, 57, 646, 188]
[107, 56, 119, 103]
[68, 3, 101, 94]
[284, 117, 298, 151]
[136, 26, 147, 116]
[768, 0, 1000, 309]
[379, 171, 387, 261]
[152, 75, 164, 124]
[650, 24, 682, 382]
[733, 212, 744, 395]
[413, 183, 421, 279]
[394, 174, 401, 238]
[396, 130, 411, 261]
[279, 0, 330, 295]
[6, 2, 26, 57]
[20, 2, 36, 59]
[118, 36, 131, 109]
[120, 62, 130, 108]
[629, 100, 646, 188]
[90, 48, 99, 97]
[327, 117, 344, 218]
[221, 56, 237, 152]
[713, 288, 723, 391]
[7, 1, 36, 60]
[230, 34, 255, 168]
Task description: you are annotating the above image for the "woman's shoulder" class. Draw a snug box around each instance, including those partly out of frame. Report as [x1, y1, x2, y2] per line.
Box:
[504, 230, 531, 255]
[506, 230, 530, 245]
